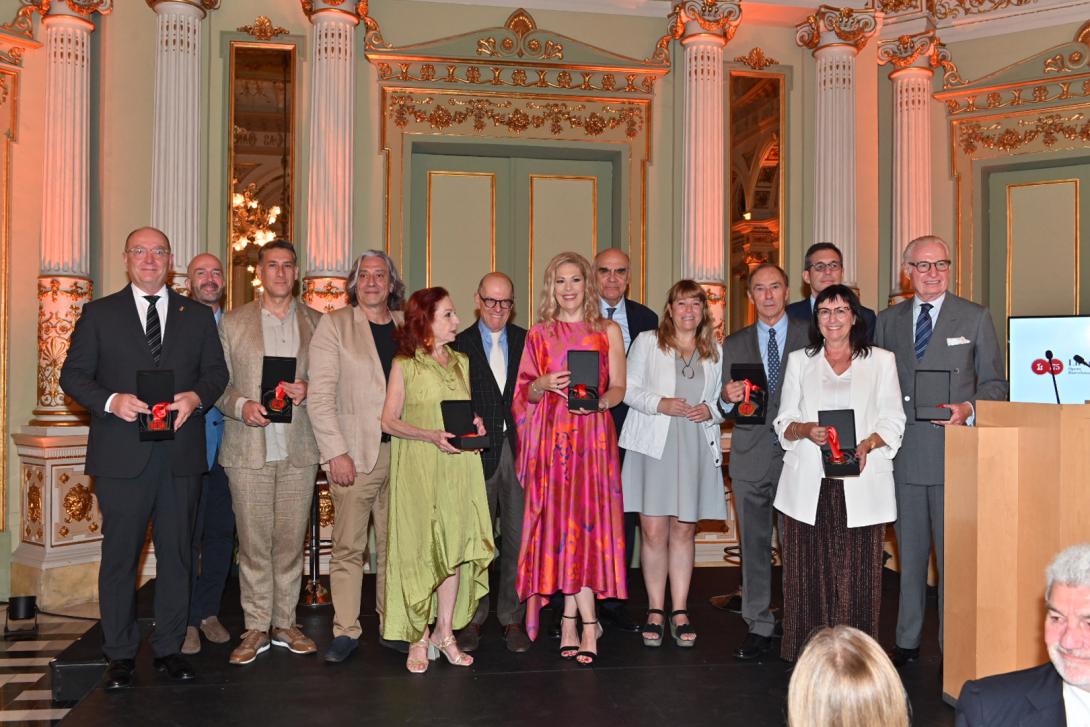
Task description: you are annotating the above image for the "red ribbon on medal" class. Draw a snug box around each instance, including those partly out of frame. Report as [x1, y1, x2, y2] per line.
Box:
[149, 402, 170, 431]
[269, 382, 288, 412]
[827, 426, 846, 464]
[572, 383, 590, 400]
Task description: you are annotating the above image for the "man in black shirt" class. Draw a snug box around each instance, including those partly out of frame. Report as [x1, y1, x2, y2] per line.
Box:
[308, 251, 405, 663]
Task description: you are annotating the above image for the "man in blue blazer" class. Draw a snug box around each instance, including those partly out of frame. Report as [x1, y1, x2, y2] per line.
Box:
[785, 242, 876, 342]
[955, 543, 1090, 726]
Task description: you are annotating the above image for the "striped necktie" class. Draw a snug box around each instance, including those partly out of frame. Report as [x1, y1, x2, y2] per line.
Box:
[144, 295, 162, 365]
[915, 303, 933, 361]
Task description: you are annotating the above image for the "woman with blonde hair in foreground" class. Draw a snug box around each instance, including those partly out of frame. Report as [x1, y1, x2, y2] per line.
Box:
[787, 625, 909, 727]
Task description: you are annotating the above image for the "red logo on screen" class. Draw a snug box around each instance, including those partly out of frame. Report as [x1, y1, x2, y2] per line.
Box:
[1031, 359, 1063, 375]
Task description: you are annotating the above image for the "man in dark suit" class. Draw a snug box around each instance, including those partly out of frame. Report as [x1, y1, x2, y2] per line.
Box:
[60, 227, 228, 690]
[719, 262, 808, 661]
[955, 543, 1090, 726]
[785, 242, 877, 342]
[595, 247, 658, 633]
[875, 235, 1006, 667]
[452, 272, 530, 653]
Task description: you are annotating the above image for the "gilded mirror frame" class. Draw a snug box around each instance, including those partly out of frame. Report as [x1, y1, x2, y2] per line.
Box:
[226, 40, 298, 309]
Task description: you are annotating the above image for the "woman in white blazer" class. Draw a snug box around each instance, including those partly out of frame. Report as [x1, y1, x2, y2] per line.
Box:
[773, 285, 905, 662]
[619, 280, 726, 648]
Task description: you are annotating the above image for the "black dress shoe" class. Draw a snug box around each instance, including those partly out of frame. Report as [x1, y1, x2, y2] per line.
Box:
[104, 659, 135, 691]
[153, 653, 195, 681]
[889, 646, 920, 667]
[378, 637, 410, 654]
[600, 605, 640, 633]
[734, 632, 773, 662]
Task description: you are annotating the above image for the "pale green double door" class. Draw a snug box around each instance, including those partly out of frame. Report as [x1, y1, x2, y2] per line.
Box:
[408, 151, 615, 327]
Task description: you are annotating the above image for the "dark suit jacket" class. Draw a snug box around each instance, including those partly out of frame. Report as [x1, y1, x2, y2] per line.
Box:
[60, 286, 229, 479]
[956, 662, 1067, 727]
[452, 322, 527, 480]
[719, 317, 809, 482]
[785, 297, 877, 342]
[611, 297, 659, 437]
[875, 292, 1007, 485]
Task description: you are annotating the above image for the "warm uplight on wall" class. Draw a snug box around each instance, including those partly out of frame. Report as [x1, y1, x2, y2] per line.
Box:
[742, 211, 752, 221]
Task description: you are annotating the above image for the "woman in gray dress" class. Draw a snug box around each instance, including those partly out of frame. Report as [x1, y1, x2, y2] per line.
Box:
[619, 280, 726, 648]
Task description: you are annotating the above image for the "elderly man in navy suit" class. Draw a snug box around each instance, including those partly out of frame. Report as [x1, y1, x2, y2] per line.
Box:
[956, 542, 1090, 726]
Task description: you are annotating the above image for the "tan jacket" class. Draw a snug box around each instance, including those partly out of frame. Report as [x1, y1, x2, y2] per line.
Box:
[307, 305, 403, 472]
[217, 298, 322, 469]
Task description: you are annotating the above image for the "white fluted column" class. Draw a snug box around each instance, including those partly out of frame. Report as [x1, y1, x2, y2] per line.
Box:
[300, 1, 359, 313]
[796, 6, 878, 287]
[148, 1, 218, 280]
[878, 32, 944, 297]
[34, 4, 111, 425]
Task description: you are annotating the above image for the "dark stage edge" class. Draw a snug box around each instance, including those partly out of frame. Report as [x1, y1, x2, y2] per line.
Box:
[58, 568, 953, 727]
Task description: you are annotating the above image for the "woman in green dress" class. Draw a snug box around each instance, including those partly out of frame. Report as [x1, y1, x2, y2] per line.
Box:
[380, 287, 495, 673]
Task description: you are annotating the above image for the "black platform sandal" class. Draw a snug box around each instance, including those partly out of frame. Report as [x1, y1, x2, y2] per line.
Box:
[670, 609, 696, 648]
[642, 609, 665, 648]
[559, 614, 579, 659]
[576, 620, 599, 666]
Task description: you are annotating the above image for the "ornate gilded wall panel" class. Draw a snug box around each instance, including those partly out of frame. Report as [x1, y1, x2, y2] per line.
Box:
[52, 468, 101, 545]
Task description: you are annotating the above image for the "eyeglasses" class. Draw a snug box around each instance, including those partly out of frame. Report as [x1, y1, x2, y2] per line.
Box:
[906, 259, 951, 273]
[816, 306, 852, 320]
[807, 261, 841, 273]
[481, 297, 514, 310]
[126, 247, 170, 259]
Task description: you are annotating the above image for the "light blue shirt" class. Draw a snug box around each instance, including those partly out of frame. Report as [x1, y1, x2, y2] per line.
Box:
[600, 298, 630, 350]
[912, 292, 944, 344]
[477, 318, 508, 366]
[205, 306, 225, 469]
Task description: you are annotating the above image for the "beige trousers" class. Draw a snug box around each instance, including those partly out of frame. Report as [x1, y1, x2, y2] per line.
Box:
[329, 444, 390, 639]
[225, 460, 318, 632]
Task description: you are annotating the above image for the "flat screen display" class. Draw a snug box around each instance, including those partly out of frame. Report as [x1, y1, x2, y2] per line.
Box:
[1008, 315, 1090, 404]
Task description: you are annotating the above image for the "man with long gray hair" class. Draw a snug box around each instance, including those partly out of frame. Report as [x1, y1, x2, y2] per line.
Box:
[308, 250, 406, 662]
[956, 542, 1090, 725]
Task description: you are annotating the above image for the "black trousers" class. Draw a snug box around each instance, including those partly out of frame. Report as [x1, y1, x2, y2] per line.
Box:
[603, 449, 637, 614]
[188, 462, 235, 626]
[95, 447, 200, 659]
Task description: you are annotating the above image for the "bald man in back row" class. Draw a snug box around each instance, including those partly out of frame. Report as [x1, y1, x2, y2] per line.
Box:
[452, 272, 531, 653]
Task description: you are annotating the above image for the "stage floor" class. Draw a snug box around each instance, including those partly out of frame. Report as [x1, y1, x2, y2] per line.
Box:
[58, 567, 952, 726]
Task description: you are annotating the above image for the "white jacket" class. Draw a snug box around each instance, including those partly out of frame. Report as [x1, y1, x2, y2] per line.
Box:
[618, 330, 725, 465]
[773, 346, 906, 528]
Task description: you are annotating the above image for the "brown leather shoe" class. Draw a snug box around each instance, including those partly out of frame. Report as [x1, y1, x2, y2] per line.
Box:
[456, 624, 481, 653]
[181, 626, 201, 655]
[200, 616, 230, 644]
[229, 630, 270, 665]
[271, 626, 317, 655]
[504, 624, 531, 653]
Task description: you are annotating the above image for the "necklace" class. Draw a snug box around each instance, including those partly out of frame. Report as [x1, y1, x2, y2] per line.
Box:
[679, 348, 698, 379]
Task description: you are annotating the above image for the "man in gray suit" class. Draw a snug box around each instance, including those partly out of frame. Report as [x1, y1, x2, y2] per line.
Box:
[719, 262, 809, 661]
[875, 235, 1007, 667]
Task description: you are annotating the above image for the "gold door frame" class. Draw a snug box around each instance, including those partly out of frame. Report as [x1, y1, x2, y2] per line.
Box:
[364, 8, 668, 302]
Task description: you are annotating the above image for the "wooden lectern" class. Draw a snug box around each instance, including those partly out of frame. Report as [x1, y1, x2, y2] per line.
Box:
[944, 400, 1090, 703]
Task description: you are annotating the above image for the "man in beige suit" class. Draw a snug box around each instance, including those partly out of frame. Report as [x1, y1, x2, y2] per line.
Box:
[308, 250, 405, 663]
[217, 240, 323, 666]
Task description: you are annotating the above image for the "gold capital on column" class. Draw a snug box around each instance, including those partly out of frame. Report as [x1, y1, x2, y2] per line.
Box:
[796, 5, 878, 53]
[302, 277, 348, 313]
[20, 1, 114, 19]
[649, 0, 740, 63]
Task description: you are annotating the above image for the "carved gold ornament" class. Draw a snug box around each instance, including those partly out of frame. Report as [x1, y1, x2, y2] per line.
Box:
[27, 480, 41, 525]
[375, 62, 657, 96]
[476, 9, 563, 61]
[958, 112, 1090, 154]
[20, 0, 115, 18]
[0, 75, 8, 104]
[36, 277, 92, 407]
[63, 482, 94, 523]
[58, 525, 69, 537]
[302, 278, 348, 313]
[796, 6, 878, 52]
[2, 5, 35, 38]
[145, 0, 218, 11]
[388, 93, 645, 139]
[317, 486, 334, 527]
[926, 0, 1036, 21]
[734, 48, 778, 71]
[877, 0, 920, 12]
[238, 16, 288, 42]
[1044, 50, 1089, 74]
[651, 1, 741, 65]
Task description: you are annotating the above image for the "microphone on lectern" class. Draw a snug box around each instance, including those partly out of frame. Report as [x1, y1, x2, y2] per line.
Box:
[1074, 354, 1089, 368]
[1046, 350, 1061, 404]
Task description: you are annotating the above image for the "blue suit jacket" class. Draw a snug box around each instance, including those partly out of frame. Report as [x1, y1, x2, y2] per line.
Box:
[205, 405, 224, 470]
[955, 663, 1066, 727]
[785, 297, 877, 343]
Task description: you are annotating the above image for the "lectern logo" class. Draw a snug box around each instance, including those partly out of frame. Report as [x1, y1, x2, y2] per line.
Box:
[1032, 358, 1064, 375]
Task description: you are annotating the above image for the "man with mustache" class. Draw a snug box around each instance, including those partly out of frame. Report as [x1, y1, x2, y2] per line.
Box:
[956, 543, 1090, 726]
[181, 253, 234, 654]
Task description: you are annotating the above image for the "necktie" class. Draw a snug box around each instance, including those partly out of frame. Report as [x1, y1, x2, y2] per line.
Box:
[607, 307, 616, 320]
[144, 295, 162, 365]
[489, 329, 506, 394]
[767, 327, 781, 397]
[915, 303, 933, 361]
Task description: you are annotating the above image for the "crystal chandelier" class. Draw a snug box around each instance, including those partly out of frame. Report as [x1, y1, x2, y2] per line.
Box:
[231, 179, 281, 288]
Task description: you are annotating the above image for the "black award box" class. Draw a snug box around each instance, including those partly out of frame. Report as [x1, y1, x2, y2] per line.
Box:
[567, 350, 600, 412]
[730, 363, 769, 425]
[261, 356, 297, 424]
[137, 369, 175, 441]
[914, 369, 952, 421]
[440, 400, 489, 450]
[818, 408, 860, 478]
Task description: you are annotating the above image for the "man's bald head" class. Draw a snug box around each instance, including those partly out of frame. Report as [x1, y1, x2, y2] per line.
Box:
[595, 248, 631, 306]
[475, 271, 516, 332]
[185, 252, 225, 310]
[125, 226, 170, 252]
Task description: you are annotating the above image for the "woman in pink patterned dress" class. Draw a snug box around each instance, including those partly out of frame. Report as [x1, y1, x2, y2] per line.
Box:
[513, 251, 627, 666]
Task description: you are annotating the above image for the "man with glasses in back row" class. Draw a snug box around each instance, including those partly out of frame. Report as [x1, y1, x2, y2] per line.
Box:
[875, 235, 1006, 667]
[786, 242, 877, 341]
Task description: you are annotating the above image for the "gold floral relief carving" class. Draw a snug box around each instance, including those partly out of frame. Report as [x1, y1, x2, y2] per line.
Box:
[958, 112, 1090, 154]
[237, 16, 289, 42]
[877, 0, 920, 12]
[1, 4, 35, 38]
[796, 6, 878, 52]
[317, 486, 334, 527]
[734, 48, 778, 71]
[388, 93, 645, 139]
[474, 9, 563, 61]
[927, 0, 1036, 20]
[63, 482, 94, 523]
[1044, 50, 1089, 74]
[36, 278, 92, 407]
[0, 75, 8, 105]
[375, 62, 658, 96]
[26, 477, 41, 525]
[943, 78, 1090, 115]
[302, 278, 347, 313]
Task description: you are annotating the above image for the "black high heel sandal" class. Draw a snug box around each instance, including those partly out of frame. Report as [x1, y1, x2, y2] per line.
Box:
[669, 609, 696, 648]
[642, 609, 665, 648]
[559, 614, 579, 659]
[576, 620, 599, 666]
